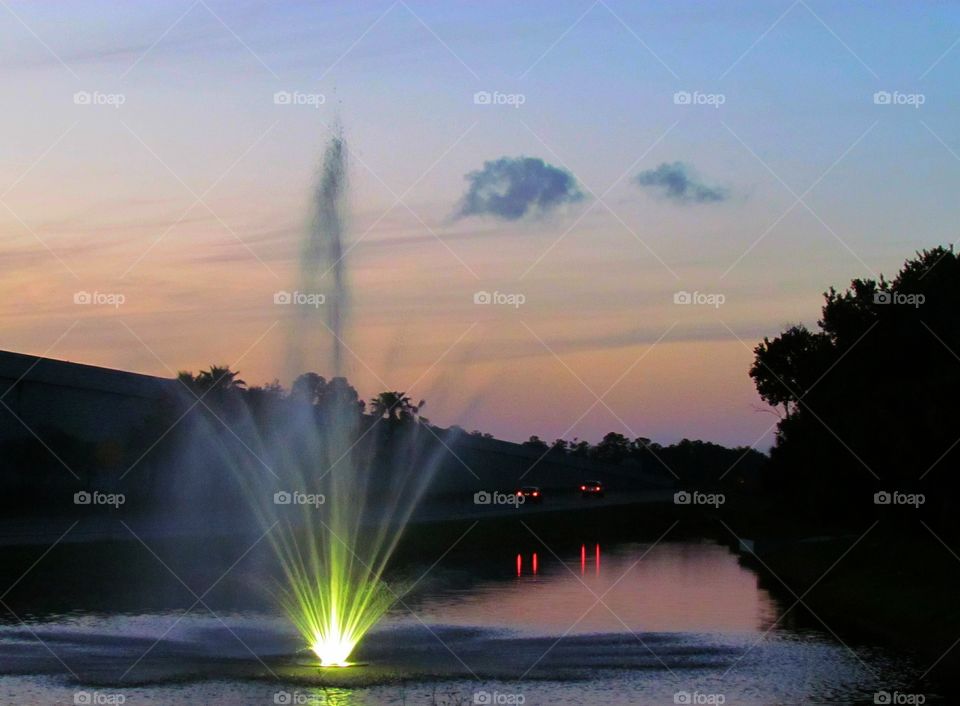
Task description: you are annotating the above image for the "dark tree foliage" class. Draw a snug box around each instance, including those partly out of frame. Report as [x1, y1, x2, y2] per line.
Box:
[368, 391, 426, 425]
[653, 438, 766, 491]
[592, 432, 632, 465]
[751, 246, 960, 527]
[521, 435, 549, 452]
[527, 431, 766, 492]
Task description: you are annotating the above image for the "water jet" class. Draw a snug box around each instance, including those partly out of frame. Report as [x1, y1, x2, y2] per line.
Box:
[195, 126, 447, 669]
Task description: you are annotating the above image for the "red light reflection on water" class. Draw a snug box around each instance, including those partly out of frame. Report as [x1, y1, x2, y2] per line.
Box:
[578, 544, 601, 575]
[437, 542, 778, 634]
[518, 546, 596, 577]
[516, 552, 540, 576]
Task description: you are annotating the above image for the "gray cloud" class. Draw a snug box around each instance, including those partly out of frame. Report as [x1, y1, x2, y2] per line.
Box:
[454, 157, 584, 221]
[633, 162, 728, 204]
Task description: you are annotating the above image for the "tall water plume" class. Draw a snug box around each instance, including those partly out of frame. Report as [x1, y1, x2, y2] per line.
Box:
[183, 126, 448, 667]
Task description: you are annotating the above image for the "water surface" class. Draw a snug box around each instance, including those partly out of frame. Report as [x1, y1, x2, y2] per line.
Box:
[0, 535, 931, 704]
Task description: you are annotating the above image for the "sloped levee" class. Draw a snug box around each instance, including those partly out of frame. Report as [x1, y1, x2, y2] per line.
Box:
[0, 348, 176, 444]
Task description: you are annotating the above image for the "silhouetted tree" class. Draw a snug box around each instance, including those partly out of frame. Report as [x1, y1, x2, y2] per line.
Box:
[289, 373, 365, 417]
[324, 376, 365, 414]
[369, 391, 425, 424]
[750, 325, 832, 416]
[592, 431, 631, 464]
[193, 365, 246, 393]
[752, 246, 960, 527]
[175, 365, 247, 418]
[522, 435, 549, 452]
[290, 372, 327, 404]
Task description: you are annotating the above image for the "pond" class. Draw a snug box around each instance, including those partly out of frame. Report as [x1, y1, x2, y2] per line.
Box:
[0, 526, 932, 705]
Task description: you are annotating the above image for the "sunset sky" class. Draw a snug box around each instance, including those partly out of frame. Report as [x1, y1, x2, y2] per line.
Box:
[2, 1, 958, 448]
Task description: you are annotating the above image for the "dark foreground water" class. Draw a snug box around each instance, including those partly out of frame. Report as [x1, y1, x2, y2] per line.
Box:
[0, 530, 937, 705]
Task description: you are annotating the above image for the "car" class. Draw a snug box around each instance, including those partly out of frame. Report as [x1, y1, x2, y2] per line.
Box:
[580, 480, 605, 498]
[516, 486, 543, 504]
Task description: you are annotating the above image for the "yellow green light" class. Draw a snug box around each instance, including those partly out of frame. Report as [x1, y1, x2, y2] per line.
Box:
[270, 511, 398, 668]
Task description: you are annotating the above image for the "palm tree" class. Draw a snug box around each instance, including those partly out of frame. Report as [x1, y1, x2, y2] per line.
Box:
[368, 391, 425, 424]
[190, 365, 247, 394]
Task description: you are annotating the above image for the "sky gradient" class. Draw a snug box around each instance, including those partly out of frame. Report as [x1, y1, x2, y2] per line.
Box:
[2, 0, 959, 448]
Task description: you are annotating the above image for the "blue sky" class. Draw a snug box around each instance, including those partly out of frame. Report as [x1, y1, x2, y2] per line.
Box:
[2, 1, 959, 447]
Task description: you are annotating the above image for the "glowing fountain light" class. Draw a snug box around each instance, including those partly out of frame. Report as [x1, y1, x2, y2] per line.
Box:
[272, 505, 398, 668]
[203, 125, 447, 669]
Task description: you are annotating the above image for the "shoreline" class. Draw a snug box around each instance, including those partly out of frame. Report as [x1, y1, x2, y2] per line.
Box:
[735, 530, 960, 680]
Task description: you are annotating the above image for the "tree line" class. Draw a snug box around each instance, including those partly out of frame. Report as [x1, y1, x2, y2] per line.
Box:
[175, 367, 427, 425]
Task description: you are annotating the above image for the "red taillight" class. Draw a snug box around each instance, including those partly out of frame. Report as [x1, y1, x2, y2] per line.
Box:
[532, 491, 539, 496]
[580, 485, 586, 490]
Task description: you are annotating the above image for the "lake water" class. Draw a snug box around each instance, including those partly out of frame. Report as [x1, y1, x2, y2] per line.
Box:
[0, 529, 935, 705]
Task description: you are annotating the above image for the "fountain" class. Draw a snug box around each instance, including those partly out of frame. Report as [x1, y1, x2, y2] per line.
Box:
[182, 126, 446, 669]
